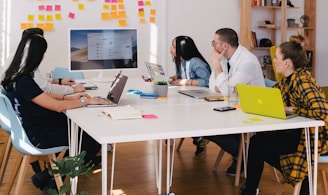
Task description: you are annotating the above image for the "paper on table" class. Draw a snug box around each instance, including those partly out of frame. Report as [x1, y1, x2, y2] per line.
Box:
[102, 106, 142, 120]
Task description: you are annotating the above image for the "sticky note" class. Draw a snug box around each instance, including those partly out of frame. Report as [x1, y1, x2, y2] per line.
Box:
[142, 114, 158, 119]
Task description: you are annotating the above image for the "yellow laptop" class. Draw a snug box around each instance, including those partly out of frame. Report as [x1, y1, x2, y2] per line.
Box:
[236, 84, 297, 119]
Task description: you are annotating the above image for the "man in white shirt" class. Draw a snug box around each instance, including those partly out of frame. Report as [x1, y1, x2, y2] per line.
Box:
[206, 28, 265, 176]
[0, 28, 85, 95]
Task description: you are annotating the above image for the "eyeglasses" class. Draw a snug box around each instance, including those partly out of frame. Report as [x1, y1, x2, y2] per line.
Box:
[211, 40, 223, 47]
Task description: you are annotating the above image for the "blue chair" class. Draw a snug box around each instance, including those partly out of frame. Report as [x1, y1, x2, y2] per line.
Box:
[52, 67, 84, 79]
[0, 91, 68, 194]
[265, 78, 277, 88]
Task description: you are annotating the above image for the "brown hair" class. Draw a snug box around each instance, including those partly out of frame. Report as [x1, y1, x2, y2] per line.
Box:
[279, 33, 307, 69]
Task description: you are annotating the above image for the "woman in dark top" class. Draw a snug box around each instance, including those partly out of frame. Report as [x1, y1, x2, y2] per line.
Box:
[1, 31, 108, 192]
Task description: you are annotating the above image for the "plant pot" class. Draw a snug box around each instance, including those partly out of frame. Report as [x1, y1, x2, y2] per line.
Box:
[154, 84, 168, 97]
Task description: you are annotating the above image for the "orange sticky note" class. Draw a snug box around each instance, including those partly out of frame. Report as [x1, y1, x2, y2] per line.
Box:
[118, 19, 127, 26]
[111, 5, 117, 11]
[157, 97, 168, 101]
[150, 9, 156, 15]
[149, 17, 155, 23]
[102, 12, 110, 20]
[118, 4, 124, 9]
[139, 18, 146, 24]
[118, 11, 126, 18]
[45, 23, 54, 31]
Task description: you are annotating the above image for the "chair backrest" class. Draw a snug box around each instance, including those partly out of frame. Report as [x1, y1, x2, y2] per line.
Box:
[0, 88, 11, 133]
[270, 46, 283, 82]
[0, 92, 68, 155]
[264, 78, 277, 88]
[53, 67, 84, 79]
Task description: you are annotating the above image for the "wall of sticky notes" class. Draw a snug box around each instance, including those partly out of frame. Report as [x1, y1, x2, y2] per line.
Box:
[7, 0, 240, 78]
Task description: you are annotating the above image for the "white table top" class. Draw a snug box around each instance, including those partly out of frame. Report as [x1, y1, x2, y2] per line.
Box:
[66, 78, 324, 144]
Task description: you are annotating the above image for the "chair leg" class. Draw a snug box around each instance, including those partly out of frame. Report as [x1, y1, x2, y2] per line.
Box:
[0, 136, 12, 184]
[176, 138, 184, 151]
[212, 149, 225, 172]
[48, 153, 64, 192]
[293, 181, 302, 195]
[271, 166, 281, 183]
[4, 152, 24, 195]
[322, 169, 328, 195]
[276, 182, 284, 195]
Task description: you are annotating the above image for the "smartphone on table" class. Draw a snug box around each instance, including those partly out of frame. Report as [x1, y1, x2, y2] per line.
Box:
[213, 106, 236, 112]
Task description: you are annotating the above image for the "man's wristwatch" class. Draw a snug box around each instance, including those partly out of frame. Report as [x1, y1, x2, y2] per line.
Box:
[80, 96, 86, 107]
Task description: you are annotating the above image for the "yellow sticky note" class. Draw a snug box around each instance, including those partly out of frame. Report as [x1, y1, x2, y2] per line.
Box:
[38, 15, 45, 21]
[46, 15, 53, 22]
[149, 17, 155, 23]
[118, 19, 127, 26]
[103, 4, 110, 10]
[78, 4, 84, 10]
[55, 13, 62, 20]
[250, 117, 262, 121]
[138, 12, 144, 17]
[102, 12, 110, 20]
[150, 9, 156, 15]
[28, 15, 34, 21]
[145, 1, 151, 5]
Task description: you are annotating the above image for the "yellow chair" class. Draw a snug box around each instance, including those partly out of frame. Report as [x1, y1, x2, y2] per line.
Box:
[270, 46, 283, 82]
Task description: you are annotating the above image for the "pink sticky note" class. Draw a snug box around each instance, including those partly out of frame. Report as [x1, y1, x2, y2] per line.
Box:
[55, 5, 61, 11]
[38, 5, 45, 11]
[68, 12, 75, 19]
[142, 114, 158, 119]
[46, 5, 53, 11]
[138, 1, 144, 6]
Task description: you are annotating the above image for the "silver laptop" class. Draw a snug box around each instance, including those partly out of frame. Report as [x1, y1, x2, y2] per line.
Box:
[178, 89, 221, 99]
[87, 72, 128, 107]
[145, 62, 168, 83]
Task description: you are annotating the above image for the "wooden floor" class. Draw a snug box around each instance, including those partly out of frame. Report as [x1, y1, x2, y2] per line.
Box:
[0, 131, 326, 195]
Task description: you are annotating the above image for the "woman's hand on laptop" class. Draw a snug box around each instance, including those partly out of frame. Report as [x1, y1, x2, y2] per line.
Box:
[88, 97, 110, 105]
[285, 106, 296, 113]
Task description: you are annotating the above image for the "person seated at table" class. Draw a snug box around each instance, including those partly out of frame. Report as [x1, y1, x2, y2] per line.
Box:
[205, 28, 265, 176]
[241, 34, 328, 195]
[0, 27, 86, 95]
[1, 32, 109, 193]
[169, 35, 211, 156]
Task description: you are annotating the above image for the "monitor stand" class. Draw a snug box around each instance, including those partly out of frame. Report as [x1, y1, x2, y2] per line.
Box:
[92, 72, 114, 83]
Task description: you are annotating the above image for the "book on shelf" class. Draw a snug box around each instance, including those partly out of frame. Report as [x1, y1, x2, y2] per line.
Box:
[103, 106, 142, 120]
[250, 31, 258, 48]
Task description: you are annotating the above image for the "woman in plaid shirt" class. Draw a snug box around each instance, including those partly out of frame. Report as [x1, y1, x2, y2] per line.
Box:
[241, 34, 328, 195]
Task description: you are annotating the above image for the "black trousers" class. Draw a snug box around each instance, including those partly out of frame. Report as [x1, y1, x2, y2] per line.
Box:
[244, 129, 302, 192]
[204, 134, 240, 158]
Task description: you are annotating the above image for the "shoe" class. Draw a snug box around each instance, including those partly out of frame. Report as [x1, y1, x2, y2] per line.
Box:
[226, 158, 244, 176]
[195, 139, 205, 156]
[240, 184, 259, 195]
[31, 169, 52, 189]
[41, 177, 58, 195]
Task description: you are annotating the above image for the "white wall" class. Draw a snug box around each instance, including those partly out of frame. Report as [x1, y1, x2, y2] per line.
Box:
[316, 0, 328, 86]
[5, 0, 327, 85]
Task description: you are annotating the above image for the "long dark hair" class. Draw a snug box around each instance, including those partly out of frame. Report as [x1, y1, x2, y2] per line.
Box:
[173, 36, 209, 73]
[2, 34, 47, 90]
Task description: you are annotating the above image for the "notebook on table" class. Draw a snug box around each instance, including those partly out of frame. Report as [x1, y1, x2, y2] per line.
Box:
[178, 89, 221, 99]
[87, 71, 128, 107]
[236, 84, 298, 119]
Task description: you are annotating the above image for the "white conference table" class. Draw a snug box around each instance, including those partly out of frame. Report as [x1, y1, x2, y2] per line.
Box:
[66, 78, 324, 195]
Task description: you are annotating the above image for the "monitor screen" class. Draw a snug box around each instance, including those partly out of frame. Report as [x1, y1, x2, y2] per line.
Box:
[69, 28, 137, 72]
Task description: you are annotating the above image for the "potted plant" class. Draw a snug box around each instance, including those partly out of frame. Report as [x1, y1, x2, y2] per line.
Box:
[154, 81, 168, 97]
[47, 151, 94, 195]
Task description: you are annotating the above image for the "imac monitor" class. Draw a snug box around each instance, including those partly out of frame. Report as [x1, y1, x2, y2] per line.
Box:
[69, 28, 138, 73]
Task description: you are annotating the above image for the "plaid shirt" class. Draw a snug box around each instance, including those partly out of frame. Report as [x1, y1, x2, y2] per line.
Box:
[275, 68, 328, 185]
